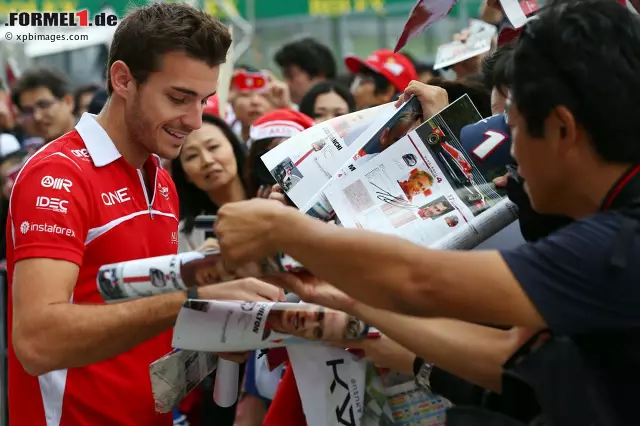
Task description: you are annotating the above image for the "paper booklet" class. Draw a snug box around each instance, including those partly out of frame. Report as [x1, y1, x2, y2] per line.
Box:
[97, 249, 281, 302]
[433, 19, 497, 71]
[172, 299, 377, 353]
[323, 94, 519, 251]
[150, 349, 218, 413]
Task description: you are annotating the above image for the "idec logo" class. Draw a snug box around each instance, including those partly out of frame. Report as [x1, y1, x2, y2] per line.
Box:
[36, 196, 68, 213]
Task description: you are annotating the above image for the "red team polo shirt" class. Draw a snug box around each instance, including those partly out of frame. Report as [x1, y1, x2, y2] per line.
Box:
[6, 114, 179, 426]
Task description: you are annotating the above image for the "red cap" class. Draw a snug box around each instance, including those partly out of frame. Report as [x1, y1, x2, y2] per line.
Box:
[250, 109, 315, 141]
[203, 94, 221, 117]
[345, 49, 418, 92]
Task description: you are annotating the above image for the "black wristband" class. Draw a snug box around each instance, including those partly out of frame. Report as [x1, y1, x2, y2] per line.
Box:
[413, 356, 425, 377]
[186, 286, 199, 300]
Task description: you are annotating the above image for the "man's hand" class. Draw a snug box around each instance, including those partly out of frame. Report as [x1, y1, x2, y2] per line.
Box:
[263, 70, 292, 109]
[332, 335, 414, 375]
[199, 277, 286, 302]
[395, 81, 449, 120]
[270, 273, 356, 313]
[215, 198, 294, 269]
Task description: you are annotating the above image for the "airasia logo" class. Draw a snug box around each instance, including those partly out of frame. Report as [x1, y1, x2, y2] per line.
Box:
[41, 176, 72, 192]
[36, 196, 69, 213]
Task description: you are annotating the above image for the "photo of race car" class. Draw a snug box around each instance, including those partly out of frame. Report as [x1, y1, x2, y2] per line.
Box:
[425, 126, 486, 208]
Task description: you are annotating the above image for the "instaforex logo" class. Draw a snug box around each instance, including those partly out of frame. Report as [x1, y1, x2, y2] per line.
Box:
[5, 10, 117, 27]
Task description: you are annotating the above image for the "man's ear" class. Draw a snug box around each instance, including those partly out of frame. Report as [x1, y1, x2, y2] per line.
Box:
[552, 105, 578, 150]
[109, 60, 135, 100]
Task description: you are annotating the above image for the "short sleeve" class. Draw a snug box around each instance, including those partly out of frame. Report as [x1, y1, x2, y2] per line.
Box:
[10, 154, 90, 266]
[500, 213, 640, 335]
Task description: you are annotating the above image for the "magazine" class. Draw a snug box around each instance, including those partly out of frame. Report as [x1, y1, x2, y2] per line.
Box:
[97, 249, 281, 302]
[323, 95, 519, 250]
[260, 103, 395, 218]
[433, 19, 497, 70]
[171, 300, 375, 353]
[150, 349, 218, 413]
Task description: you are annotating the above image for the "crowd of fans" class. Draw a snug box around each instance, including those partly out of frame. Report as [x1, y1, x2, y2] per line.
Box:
[2, 0, 639, 425]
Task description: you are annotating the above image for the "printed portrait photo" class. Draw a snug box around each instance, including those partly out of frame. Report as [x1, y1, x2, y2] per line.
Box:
[261, 306, 366, 342]
[397, 168, 435, 202]
[418, 196, 455, 220]
[445, 215, 460, 227]
[270, 157, 304, 192]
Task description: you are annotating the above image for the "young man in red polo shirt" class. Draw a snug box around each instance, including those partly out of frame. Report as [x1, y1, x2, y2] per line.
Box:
[7, 4, 282, 426]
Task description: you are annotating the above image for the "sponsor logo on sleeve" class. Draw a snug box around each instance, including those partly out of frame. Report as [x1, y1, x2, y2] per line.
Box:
[41, 176, 73, 192]
[171, 231, 179, 245]
[36, 196, 68, 213]
[71, 148, 91, 160]
[20, 221, 76, 237]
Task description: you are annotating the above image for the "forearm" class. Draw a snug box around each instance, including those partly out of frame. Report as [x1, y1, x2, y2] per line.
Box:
[275, 211, 538, 328]
[275, 211, 439, 316]
[15, 291, 186, 374]
[351, 303, 514, 392]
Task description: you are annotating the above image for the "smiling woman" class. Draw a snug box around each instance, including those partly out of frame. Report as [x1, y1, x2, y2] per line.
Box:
[171, 113, 248, 251]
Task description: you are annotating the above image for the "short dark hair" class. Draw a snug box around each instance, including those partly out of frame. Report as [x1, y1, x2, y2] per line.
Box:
[274, 37, 337, 80]
[73, 83, 101, 115]
[482, 43, 514, 96]
[11, 68, 70, 109]
[508, 0, 640, 163]
[428, 77, 492, 118]
[171, 114, 247, 234]
[298, 81, 356, 119]
[107, 3, 232, 95]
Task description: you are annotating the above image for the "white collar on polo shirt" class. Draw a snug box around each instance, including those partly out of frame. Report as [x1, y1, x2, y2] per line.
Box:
[75, 113, 122, 168]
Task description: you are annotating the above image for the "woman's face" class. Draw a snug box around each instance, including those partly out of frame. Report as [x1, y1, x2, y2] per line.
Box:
[313, 91, 349, 123]
[179, 122, 239, 193]
[232, 91, 273, 127]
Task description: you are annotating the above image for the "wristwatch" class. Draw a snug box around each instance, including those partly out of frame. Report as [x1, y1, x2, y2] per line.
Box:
[413, 356, 434, 391]
[186, 286, 199, 300]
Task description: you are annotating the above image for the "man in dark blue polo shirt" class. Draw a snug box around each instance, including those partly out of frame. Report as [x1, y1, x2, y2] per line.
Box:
[214, 0, 640, 423]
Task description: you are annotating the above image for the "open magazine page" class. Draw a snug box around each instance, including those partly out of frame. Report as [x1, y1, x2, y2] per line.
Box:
[172, 300, 372, 353]
[302, 97, 425, 218]
[260, 104, 394, 218]
[324, 95, 518, 250]
[150, 349, 217, 413]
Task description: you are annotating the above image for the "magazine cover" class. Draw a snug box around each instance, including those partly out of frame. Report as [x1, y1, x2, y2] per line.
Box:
[172, 300, 373, 353]
[260, 103, 394, 218]
[433, 19, 497, 70]
[150, 349, 218, 413]
[324, 95, 519, 250]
